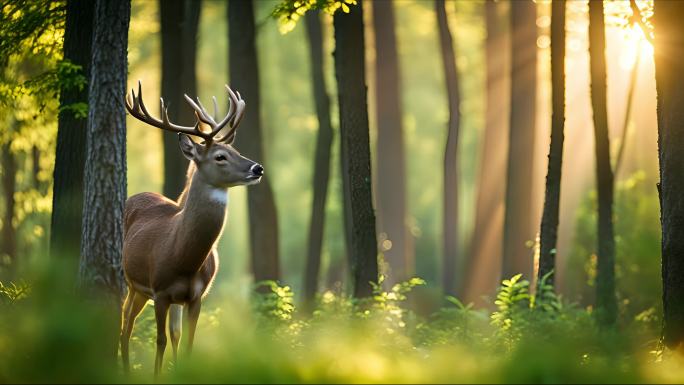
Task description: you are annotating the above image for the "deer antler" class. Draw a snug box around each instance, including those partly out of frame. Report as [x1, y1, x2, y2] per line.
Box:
[125, 80, 246, 144]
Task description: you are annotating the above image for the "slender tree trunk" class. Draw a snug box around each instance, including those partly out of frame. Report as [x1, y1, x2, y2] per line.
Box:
[588, 0, 617, 327]
[160, 0, 200, 199]
[1, 139, 17, 272]
[302, 10, 334, 306]
[537, 0, 565, 288]
[228, 0, 280, 283]
[614, 39, 641, 178]
[654, 0, 684, 347]
[464, 0, 508, 301]
[79, 0, 129, 303]
[50, 0, 94, 261]
[503, 0, 537, 280]
[333, 0, 379, 298]
[435, 0, 461, 296]
[372, 0, 410, 285]
[31, 145, 40, 190]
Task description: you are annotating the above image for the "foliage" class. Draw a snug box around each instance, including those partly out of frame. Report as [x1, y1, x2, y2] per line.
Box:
[0, 269, 673, 383]
[0, 280, 29, 305]
[271, 0, 358, 34]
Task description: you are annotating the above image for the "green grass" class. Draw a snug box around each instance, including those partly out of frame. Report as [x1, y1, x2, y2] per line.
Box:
[0, 265, 676, 384]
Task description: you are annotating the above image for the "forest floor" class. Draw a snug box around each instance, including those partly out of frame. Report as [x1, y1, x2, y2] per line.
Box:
[0, 268, 681, 384]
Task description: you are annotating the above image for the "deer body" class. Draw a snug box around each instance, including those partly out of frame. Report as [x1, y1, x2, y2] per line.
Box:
[120, 82, 260, 376]
[123, 166, 223, 303]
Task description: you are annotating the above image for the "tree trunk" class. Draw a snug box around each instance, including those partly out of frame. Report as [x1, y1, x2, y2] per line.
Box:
[588, 0, 617, 327]
[537, 0, 565, 288]
[654, 0, 684, 346]
[464, 0, 508, 301]
[372, 0, 410, 285]
[333, 0, 379, 298]
[302, 10, 334, 306]
[50, 0, 94, 261]
[435, 0, 461, 297]
[79, 0, 129, 304]
[31, 145, 41, 190]
[1, 139, 17, 273]
[503, 0, 537, 280]
[160, 0, 200, 199]
[228, 0, 280, 283]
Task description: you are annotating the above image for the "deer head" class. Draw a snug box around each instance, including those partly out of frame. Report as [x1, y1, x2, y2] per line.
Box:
[125, 81, 263, 188]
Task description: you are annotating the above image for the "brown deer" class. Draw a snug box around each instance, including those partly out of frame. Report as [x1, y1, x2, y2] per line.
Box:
[121, 81, 262, 375]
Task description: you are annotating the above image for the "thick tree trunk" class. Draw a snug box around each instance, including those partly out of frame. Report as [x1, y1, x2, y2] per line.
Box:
[79, 0, 129, 303]
[537, 0, 565, 288]
[333, 0, 379, 298]
[503, 0, 537, 280]
[1, 139, 17, 272]
[435, 0, 461, 296]
[588, 0, 617, 327]
[464, 0, 508, 301]
[372, 0, 410, 285]
[654, 0, 684, 346]
[302, 10, 334, 306]
[160, 0, 200, 199]
[228, 0, 280, 283]
[50, 0, 94, 261]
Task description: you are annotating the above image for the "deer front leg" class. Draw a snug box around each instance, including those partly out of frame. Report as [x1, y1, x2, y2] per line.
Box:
[153, 297, 171, 377]
[168, 304, 183, 363]
[186, 299, 201, 354]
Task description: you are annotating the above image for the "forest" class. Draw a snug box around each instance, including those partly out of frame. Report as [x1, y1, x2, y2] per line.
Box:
[1, 0, 684, 383]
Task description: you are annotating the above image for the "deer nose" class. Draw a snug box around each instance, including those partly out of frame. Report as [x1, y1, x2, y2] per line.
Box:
[251, 163, 264, 176]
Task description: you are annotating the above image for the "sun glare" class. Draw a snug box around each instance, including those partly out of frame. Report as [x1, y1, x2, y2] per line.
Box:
[619, 24, 653, 71]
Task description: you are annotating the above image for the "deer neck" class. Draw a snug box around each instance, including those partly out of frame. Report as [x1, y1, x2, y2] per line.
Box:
[174, 166, 228, 271]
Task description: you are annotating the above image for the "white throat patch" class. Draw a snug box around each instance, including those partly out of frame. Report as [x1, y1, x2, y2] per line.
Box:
[209, 188, 229, 205]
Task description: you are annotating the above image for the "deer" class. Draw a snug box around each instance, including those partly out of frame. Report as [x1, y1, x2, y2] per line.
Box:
[121, 81, 262, 376]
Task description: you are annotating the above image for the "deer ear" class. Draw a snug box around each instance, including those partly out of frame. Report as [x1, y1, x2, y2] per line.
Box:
[178, 133, 198, 160]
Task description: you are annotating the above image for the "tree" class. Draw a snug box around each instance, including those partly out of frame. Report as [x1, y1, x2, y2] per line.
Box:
[653, 0, 684, 346]
[464, 0, 508, 302]
[228, 0, 281, 283]
[333, 0, 378, 298]
[159, 0, 201, 199]
[1, 138, 17, 272]
[372, 0, 411, 285]
[502, 0, 537, 280]
[79, 0, 130, 306]
[537, 0, 565, 288]
[50, 0, 95, 262]
[302, 10, 334, 306]
[588, 0, 617, 326]
[435, 0, 461, 296]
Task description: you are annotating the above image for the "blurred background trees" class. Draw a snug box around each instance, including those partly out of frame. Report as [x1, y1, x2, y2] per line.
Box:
[159, 0, 200, 199]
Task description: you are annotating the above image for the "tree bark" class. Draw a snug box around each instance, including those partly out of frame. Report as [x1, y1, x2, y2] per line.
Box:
[372, 0, 411, 285]
[160, 0, 200, 199]
[302, 10, 334, 306]
[435, 0, 461, 297]
[333, 0, 379, 298]
[537, 0, 565, 288]
[464, 0, 508, 301]
[503, 0, 537, 280]
[228, 0, 280, 283]
[79, 0, 129, 303]
[654, 0, 684, 346]
[588, 0, 617, 327]
[50, 0, 94, 261]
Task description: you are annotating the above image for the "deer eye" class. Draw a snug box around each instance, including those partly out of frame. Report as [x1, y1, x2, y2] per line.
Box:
[214, 154, 227, 162]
